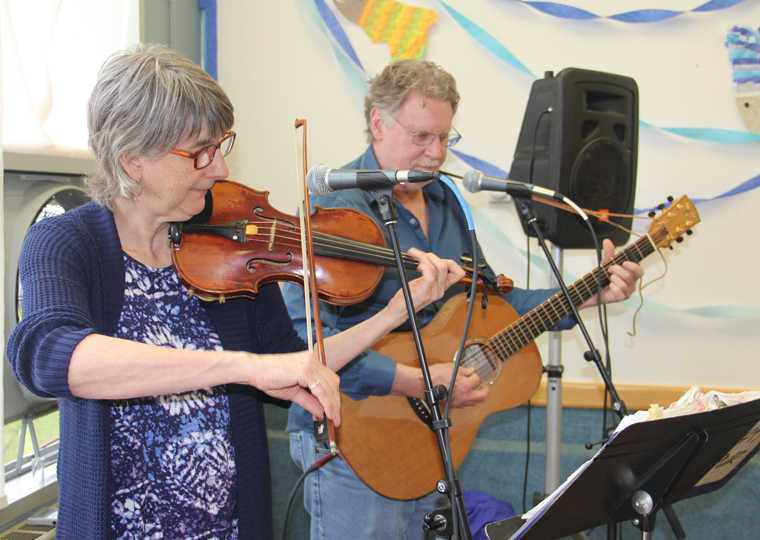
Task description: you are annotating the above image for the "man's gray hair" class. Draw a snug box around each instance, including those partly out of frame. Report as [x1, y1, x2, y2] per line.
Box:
[86, 43, 234, 208]
[364, 59, 460, 144]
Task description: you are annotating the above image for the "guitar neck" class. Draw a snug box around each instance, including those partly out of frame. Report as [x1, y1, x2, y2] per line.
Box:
[490, 233, 658, 357]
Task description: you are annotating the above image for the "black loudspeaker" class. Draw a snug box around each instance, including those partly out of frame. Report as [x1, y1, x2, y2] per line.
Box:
[509, 68, 638, 248]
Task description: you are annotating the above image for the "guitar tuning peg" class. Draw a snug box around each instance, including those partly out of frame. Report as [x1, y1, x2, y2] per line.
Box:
[669, 245, 674, 250]
[676, 236, 684, 243]
[686, 229, 693, 235]
[667, 195, 674, 202]
[648, 211, 656, 218]
[657, 203, 666, 211]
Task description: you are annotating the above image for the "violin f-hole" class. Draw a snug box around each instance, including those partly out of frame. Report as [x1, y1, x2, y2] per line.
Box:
[246, 254, 294, 273]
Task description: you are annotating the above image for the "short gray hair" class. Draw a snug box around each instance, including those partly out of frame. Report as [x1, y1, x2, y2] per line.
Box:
[364, 59, 460, 144]
[86, 43, 234, 208]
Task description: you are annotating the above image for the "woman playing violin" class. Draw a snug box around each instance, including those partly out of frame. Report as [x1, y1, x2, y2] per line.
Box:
[5, 44, 463, 540]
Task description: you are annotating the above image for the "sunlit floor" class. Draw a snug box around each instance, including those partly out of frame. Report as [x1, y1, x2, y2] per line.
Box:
[0, 462, 57, 535]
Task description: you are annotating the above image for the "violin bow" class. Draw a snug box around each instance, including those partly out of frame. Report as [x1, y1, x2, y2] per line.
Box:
[294, 118, 339, 455]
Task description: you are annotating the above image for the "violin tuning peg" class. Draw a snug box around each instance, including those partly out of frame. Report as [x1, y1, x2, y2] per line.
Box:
[667, 195, 674, 202]
[686, 229, 693, 235]
[676, 236, 684, 243]
[648, 211, 656, 218]
[657, 203, 666, 211]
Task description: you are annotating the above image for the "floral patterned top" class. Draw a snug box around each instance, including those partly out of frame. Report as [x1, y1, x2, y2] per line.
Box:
[109, 254, 238, 539]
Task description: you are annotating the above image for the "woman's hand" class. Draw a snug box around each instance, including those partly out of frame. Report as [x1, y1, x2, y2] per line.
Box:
[248, 350, 341, 425]
[386, 248, 465, 322]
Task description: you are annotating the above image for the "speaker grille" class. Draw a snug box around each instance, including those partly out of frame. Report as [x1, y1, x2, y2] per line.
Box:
[570, 138, 631, 213]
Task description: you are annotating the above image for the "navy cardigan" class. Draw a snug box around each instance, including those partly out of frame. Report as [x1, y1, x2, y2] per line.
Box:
[6, 201, 303, 539]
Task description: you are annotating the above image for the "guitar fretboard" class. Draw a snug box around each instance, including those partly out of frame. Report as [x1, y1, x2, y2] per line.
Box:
[487, 230, 663, 361]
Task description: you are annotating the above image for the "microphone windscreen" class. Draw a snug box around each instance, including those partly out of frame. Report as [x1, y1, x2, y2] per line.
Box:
[462, 170, 483, 193]
[307, 164, 331, 196]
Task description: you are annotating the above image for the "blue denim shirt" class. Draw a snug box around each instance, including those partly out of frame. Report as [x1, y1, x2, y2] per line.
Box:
[284, 146, 573, 433]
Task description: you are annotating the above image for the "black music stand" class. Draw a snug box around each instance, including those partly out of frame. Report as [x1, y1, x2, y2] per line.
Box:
[485, 397, 760, 540]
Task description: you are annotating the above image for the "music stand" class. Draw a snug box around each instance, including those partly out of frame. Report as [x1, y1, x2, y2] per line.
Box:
[484, 397, 760, 540]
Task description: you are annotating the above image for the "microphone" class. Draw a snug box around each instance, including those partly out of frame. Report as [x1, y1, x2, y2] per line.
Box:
[307, 164, 439, 196]
[462, 169, 591, 226]
[462, 169, 562, 201]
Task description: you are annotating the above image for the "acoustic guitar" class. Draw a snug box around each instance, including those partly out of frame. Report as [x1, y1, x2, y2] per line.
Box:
[334, 195, 701, 500]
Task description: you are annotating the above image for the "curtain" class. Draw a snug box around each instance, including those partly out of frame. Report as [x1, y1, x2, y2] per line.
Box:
[1, 0, 138, 152]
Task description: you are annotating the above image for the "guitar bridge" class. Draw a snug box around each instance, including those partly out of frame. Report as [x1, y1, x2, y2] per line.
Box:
[407, 397, 433, 427]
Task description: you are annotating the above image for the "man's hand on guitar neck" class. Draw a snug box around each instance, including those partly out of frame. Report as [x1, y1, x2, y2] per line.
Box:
[391, 362, 489, 408]
[579, 238, 644, 309]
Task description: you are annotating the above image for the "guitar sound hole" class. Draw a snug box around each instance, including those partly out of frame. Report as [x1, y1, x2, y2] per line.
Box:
[462, 342, 500, 384]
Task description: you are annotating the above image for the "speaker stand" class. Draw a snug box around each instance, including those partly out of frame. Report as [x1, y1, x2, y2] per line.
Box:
[542, 246, 590, 540]
[544, 245, 563, 495]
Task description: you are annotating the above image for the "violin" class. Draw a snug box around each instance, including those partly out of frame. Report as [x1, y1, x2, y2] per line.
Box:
[170, 180, 512, 304]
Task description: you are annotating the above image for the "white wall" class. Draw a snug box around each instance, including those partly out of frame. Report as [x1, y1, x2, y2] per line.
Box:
[218, 0, 760, 392]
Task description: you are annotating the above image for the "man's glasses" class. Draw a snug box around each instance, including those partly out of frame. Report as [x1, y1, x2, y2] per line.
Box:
[170, 130, 236, 169]
[389, 116, 461, 148]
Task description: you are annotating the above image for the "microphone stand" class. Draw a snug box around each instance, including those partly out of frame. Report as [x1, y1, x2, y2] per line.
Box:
[368, 187, 472, 540]
[513, 196, 630, 539]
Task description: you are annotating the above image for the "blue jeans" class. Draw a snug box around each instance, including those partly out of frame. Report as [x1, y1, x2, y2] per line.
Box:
[289, 430, 447, 539]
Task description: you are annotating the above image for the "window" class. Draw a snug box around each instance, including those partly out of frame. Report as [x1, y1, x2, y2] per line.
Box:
[1, 0, 140, 152]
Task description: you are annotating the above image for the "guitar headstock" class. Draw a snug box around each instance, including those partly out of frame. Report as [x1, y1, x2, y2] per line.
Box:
[648, 195, 701, 248]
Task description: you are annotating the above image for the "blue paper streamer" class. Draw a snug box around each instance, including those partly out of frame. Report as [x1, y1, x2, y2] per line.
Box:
[470, 207, 757, 320]
[610, 9, 681, 23]
[313, 0, 364, 72]
[706, 172, 760, 200]
[685, 305, 760, 318]
[438, 1, 535, 78]
[301, 0, 368, 94]
[436, 4, 760, 144]
[659, 127, 760, 143]
[450, 149, 509, 178]
[634, 173, 760, 213]
[449, 150, 760, 214]
[512, 0, 745, 23]
[523, 2, 596, 19]
[692, 0, 747, 11]
[199, 0, 217, 80]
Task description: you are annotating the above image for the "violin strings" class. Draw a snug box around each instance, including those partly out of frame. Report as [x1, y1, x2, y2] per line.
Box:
[269, 223, 412, 265]
[235, 219, 418, 270]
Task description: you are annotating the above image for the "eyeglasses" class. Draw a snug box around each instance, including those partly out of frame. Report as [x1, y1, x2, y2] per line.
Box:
[170, 130, 236, 169]
[388, 116, 461, 148]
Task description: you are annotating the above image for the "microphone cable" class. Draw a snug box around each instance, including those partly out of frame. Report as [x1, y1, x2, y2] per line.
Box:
[281, 451, 339, 540]
[438, 173, 480, 540]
